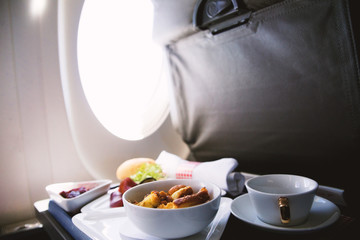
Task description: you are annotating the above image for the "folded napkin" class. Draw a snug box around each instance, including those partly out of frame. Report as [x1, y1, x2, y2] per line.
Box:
[156, 151, 245, 196]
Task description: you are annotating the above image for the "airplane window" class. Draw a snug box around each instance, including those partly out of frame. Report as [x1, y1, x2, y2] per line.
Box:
[77, 0, 168, 141]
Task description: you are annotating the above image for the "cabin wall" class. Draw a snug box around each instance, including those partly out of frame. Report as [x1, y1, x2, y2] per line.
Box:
[0, 0, 92, 226]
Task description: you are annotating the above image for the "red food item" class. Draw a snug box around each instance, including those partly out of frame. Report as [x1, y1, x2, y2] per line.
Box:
[110, 177, 137, 208]
[110, 191, 123, 207]
[60, 186, 88, 199]
[119, 177, 137, 195]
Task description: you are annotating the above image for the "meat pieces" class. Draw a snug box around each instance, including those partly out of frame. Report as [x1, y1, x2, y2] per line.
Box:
[170, 186, 193, 200]
[134, 185, 210, 209]
[173, 187, 210, 208]
[136, 191, 161, 208]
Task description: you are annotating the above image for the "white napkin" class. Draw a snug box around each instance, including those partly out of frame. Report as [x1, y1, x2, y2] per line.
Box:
[156, 151, 245, 196]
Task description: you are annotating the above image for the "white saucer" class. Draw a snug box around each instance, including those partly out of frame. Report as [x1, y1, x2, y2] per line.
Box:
[230, 194, 340, 233]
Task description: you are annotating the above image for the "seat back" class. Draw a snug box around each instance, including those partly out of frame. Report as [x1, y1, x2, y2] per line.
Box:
[164, 0, 360, 188]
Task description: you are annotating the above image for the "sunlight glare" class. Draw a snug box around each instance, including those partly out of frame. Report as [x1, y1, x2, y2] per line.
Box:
[77, 0, 168, 140]
[30, 0, 47, 18]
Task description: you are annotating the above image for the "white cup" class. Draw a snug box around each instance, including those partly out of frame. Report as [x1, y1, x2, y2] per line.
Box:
[245, 174, 318, 226]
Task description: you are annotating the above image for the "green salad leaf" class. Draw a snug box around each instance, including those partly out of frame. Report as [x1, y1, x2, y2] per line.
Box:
[130, 163, 165, 184]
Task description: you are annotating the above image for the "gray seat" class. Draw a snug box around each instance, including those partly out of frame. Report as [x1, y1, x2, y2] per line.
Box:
[156, 0, 360, 214]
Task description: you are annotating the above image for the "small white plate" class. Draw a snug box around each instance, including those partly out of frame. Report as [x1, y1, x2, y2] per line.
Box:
[230, 194, 340, 233]
[73, 197, 232, 240]
[46, 179, 112, 212]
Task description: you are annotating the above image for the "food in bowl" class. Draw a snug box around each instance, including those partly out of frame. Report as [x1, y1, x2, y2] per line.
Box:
[123, 179, 221, 239]
[133, 184, 210, 209]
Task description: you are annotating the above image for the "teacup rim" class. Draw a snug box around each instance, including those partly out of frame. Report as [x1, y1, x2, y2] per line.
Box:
[245, 174, 318, 196]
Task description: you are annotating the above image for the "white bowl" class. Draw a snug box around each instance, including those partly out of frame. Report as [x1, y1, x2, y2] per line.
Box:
[46, 179, 111, 212]
[123, 179, 221, 239]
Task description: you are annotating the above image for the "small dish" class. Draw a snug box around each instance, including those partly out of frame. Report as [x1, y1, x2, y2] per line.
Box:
[46, 179, 111, 212]
[230, 194, 340, 233]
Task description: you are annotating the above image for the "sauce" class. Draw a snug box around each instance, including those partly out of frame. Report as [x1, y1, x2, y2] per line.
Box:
[59, 186, 88, 199]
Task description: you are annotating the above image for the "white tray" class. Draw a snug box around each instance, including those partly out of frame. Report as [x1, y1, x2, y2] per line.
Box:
[73, 194, 232, 240]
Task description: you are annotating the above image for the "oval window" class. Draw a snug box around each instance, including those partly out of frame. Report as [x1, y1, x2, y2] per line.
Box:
[77, 0, 168, 140]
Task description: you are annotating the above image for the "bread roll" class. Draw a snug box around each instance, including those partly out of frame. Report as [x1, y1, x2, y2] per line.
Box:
[116, 158, 155, 180]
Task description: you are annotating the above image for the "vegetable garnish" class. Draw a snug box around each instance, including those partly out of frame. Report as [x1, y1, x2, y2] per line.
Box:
[130, 163, 165, 184]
